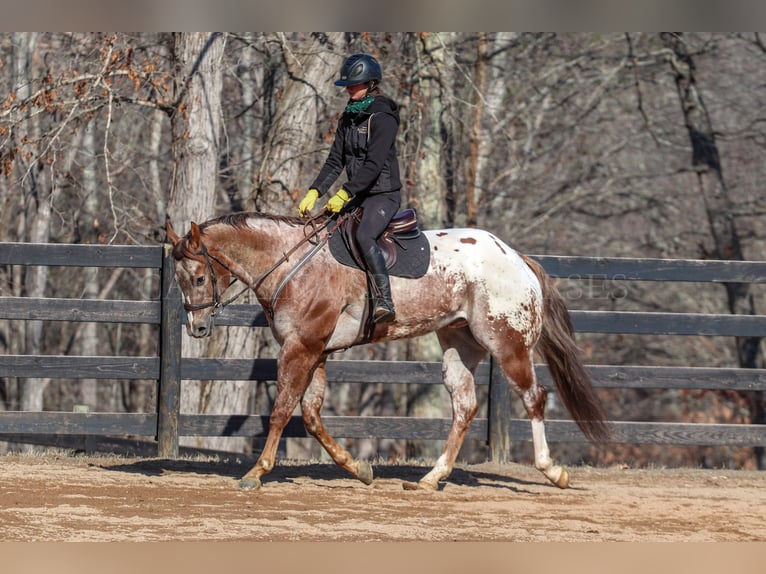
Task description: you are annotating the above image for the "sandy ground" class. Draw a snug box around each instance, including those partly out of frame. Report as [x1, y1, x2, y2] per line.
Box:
[1, 453, 764, 542]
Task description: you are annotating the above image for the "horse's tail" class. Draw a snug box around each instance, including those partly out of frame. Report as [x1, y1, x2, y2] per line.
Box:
[521, 254, 611, 443]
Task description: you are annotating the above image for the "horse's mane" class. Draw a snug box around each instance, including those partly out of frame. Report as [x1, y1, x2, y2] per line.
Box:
[200, 211, 329, 231]
[172, 212, 327, 260]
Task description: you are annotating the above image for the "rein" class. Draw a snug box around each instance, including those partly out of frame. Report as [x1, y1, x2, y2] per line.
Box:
[183, 213, 344, 318]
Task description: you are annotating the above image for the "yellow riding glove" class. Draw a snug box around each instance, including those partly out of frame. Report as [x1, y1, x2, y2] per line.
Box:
[298, 188, 319, 217]
[325, 189, 350, 214]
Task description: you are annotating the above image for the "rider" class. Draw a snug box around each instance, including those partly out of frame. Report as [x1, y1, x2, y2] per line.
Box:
[298, 53, 401, 323]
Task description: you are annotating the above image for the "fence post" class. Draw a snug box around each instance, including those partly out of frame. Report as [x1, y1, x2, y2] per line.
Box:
[157, 242, 182, 458]
[488, 357, 512, 463]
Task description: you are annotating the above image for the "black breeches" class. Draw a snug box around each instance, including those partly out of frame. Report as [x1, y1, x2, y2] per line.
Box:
[354, 191, 401, 253]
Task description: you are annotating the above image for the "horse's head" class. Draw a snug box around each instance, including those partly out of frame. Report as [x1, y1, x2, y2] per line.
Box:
[166, 220, 233, 338]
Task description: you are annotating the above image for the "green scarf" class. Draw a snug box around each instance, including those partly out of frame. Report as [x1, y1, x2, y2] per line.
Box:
[345, 95, 375, 114]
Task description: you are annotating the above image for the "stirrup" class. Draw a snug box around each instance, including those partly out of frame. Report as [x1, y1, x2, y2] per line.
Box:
[373, 302, 396, 323]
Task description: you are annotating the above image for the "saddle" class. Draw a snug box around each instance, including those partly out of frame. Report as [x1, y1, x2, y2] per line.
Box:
[340, 207, 420, 270]
[328, 207, 430, 279]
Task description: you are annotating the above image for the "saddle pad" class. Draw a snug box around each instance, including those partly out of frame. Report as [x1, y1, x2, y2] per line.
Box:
[328, 230, 431, 278]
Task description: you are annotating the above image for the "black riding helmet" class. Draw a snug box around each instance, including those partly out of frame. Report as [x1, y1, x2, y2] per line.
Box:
[334, 53, 382, 87]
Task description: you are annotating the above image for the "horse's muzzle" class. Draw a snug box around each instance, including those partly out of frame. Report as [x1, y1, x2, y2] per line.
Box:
[186, 316, 214, 338]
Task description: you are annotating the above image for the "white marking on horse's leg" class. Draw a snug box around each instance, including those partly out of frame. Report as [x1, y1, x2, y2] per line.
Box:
[531, 418, 553, 472]
[417, 454, 451, 489]
[531, 418, 569, 488]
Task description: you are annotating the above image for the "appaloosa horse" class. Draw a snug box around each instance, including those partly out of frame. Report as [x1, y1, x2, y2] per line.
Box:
[166, 212, 609, 491]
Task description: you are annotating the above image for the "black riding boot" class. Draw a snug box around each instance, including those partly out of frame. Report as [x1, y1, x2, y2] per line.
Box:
[362, 245, 396, 323]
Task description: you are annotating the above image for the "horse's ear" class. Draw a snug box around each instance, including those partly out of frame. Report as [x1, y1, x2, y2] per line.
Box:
[166, 220, 181, 246]
[189, 222, 202, 251]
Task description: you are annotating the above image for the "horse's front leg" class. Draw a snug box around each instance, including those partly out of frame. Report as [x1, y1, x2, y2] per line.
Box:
[300, 359, 373, 485]
[238, 339, 321, 491]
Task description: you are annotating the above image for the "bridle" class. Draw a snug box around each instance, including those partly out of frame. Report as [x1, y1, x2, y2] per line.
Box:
[181, 213, 344, 319]
[181, 239, 240, 314]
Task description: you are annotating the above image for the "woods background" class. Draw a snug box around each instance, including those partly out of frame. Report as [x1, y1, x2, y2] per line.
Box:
[1, 32, 765, 469]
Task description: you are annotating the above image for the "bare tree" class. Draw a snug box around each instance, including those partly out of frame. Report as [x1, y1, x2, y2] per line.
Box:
[252, 32, 345, 211]
[165, 32, 255, 452]
[413, 32, 455, 229]
[167, 33, 226, 228]
[12, 32, 52, 416]
[660, 32, 765, 468]
[465, 33, 488, 227]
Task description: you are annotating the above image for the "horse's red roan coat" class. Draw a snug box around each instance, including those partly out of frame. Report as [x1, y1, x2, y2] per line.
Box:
[167, 213, 609, 491]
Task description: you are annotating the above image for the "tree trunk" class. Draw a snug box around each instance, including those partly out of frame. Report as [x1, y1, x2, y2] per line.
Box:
[80, 119, 99, 410]
[433, 33, 459, 228]
[662, 32, 765, 469]
[415, 33, 452, 229]
[14, 32, 52, 417]
[166, 33, 256, 453]
[131, 107, 170, 414]
[476, 32, 517, 227]
[167, 32, 226, 230]
[252, 32, 345, 211]
[465, 33, 487, 227]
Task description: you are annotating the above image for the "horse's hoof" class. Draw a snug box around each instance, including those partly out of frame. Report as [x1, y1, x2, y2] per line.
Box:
[238, 476, 262, 491]
[555, 468, 570, 489]
[402, 480, 437, 491]
[356, 460, 374, 485]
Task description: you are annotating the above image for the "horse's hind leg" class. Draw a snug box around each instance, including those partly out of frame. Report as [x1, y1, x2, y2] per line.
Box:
[498, 349, 570, 488]
[405, 327, 484, 491]
[300, 359, 373, 485]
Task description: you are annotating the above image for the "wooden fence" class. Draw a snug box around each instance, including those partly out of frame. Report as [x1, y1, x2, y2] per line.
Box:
[1, 241, 766, 462]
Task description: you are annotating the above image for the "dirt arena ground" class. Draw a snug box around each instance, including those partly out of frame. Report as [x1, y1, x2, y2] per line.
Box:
[1, 452, 764, 542]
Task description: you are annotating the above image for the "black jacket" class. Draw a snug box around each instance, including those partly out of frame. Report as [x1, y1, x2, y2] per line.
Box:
[310, 95, 401, 198]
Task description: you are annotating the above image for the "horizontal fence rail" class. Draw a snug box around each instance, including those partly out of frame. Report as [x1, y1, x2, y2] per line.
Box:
[537, 255, 766, 283]
[1, 242, 766, 461]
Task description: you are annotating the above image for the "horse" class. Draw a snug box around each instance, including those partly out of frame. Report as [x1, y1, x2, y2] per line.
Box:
[165, 211, 610, 491]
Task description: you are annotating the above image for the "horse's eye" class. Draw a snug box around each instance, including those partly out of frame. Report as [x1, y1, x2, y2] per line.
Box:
[195, 276, 206, 287]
